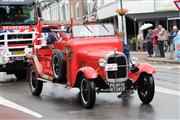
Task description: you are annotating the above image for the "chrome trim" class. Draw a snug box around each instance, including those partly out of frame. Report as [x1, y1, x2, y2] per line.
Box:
[105, 51, 128, 83]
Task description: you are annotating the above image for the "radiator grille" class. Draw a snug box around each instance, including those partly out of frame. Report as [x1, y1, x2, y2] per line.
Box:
[105, 52, 128, 82]
[7, 34, 32, 40]
[0, 35, 4, 40]
[107, 56, 127, 79]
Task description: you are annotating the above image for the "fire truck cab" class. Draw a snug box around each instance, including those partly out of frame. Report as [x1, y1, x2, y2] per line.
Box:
[0, 0, 41, 80]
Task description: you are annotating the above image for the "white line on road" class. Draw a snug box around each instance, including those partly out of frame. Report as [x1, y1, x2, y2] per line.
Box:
[156, 86, 180, 96]
[0, 97, 43, 118]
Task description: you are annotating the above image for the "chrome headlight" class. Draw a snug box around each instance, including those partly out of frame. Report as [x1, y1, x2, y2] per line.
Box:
[99, 58, 106, 67]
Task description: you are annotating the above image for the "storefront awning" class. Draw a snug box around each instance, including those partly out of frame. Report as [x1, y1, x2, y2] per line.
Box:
[0, 0, 34, 5]
[168, 16, 180, 20]
[126, 11, 180, 21]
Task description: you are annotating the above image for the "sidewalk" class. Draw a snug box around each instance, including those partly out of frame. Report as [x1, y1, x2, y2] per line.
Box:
[130, 51, 180, 64]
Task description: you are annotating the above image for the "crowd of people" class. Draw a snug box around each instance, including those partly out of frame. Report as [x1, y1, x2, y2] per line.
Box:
[137, 25, 180, 59]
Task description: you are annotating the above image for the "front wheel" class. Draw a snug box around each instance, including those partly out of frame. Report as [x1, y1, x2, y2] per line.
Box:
[29, 65, 43, 96]
[79, 76, 96, 108]
[137, 74, 155, 104]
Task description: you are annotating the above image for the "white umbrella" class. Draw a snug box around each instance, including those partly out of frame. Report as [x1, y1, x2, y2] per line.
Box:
[139, 23, 153, 31]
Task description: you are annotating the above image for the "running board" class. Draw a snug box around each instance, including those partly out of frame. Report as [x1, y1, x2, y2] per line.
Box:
[36, 77, 72, 89]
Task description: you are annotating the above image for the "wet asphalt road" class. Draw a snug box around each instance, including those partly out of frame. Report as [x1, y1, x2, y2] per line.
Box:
[0, 64, 180, 120]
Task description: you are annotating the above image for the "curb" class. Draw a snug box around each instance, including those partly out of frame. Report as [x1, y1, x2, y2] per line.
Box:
[145, 58, 180, 64]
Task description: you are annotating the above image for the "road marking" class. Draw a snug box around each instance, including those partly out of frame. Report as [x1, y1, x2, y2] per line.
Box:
[0, 97, 43, 118]
[156, 86, 180, 96]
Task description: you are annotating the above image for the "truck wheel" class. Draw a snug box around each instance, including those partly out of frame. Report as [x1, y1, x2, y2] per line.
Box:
[52, 50, 65, 82]
[15, 70, 27, 80]
[29, 65, 43, 96]
[137, 74, 154, 104]
[79, 76, 96, 108]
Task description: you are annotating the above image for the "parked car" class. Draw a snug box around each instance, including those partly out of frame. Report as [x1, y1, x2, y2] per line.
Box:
[27, 19, 156, 108]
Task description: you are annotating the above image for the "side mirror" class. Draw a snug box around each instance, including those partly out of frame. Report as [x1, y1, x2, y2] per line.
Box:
[28, 44, 34, 48]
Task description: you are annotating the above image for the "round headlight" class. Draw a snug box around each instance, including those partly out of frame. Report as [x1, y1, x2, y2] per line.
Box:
[99, 58, 106, 67]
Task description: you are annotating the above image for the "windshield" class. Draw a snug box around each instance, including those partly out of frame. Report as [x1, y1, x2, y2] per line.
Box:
[73, 24, 115, 38]
[0, 4, 36, 25]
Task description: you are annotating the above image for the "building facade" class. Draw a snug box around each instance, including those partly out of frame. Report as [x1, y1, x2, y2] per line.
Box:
[97, 0, 180, 43]
[40, 0, 180, 44]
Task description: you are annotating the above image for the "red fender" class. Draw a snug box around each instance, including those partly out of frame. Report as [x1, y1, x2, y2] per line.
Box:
[77, 66, 98, 80]
[128, 63, 156, 82]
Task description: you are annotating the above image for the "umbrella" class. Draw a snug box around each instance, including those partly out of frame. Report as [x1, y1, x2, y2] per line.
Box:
[139, 23, 153, 31]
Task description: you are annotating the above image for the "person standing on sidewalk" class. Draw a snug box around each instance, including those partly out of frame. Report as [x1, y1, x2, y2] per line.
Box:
[152, 28, 160, 57]
[137, 31, 144, 51]
[157, 25, 167, 57]
[169, 26, 178, 59]
[145, 29, 153, 57]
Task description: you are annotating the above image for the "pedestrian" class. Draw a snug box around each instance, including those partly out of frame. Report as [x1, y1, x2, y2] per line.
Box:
[177, 30, 180, 37]
[152, 28, 160, 57]
[137, 31, 144, 51]
[169, 26, 178, 59]
[145, 29, 153, 57]
[157, 25, 167, 57]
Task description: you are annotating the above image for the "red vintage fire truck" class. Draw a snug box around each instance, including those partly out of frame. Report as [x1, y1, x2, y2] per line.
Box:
[0, 0, 41, 79]
[27, 19, 156, 108]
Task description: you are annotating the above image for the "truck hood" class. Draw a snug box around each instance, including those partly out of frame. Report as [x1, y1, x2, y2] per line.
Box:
[78, 47, 115, 61]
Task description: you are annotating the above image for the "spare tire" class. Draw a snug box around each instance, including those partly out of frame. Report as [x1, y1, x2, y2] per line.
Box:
[52, 50, 65, 83]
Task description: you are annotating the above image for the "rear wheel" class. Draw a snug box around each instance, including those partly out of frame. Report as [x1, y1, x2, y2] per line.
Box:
[137, 74, 155, 104]
[29, 65, 43, 96]
[79, 76, 96, 108]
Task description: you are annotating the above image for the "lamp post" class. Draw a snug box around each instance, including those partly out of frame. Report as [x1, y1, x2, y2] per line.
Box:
[120, 0, 124, 32]
[116, 0, 128, 43]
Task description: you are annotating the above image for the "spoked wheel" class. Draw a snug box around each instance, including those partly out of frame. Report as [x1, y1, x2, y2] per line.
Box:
[79, 76, 96, 108]
[29, 65, 43, 96]
[137, 74, 155, 104]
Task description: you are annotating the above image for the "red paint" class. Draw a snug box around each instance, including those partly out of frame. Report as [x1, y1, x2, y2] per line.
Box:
[30, 19, 155, 88]
[77, 67, 98, 80]
[128, 63, 156, 82]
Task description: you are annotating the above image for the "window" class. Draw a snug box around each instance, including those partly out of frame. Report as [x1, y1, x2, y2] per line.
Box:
[70, 5, 73, 17]
[61, 2, 66, 20]
[75, 2, 80, 19]
[0, 4, 36, 25]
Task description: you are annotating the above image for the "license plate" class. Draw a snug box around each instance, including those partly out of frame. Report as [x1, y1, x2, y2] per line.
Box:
[105, 64, 118, 71]
[108, 82, 125, 92]
[12, 51, 25, 55]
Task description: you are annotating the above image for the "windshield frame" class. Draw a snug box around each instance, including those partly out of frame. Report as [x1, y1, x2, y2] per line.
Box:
[0, 3, 37, 26]
[72, 23, 115, 38]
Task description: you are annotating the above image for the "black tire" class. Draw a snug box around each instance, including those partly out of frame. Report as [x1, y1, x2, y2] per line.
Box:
[52, 50, 65, 82]
[15, 70, 27, 80]
[137, 74, 155, 104]
[79, 76, 96, 108]
[29, 65, 43, 96]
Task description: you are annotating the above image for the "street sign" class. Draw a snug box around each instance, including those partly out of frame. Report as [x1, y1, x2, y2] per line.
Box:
[174, 0, 180, 11]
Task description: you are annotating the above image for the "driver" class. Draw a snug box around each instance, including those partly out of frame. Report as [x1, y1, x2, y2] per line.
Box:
[47, 32, 58, 45]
